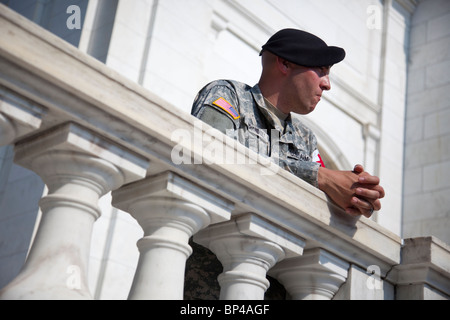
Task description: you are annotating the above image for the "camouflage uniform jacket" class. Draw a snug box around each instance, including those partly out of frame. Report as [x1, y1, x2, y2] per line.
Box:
[191, 79, 323, 187]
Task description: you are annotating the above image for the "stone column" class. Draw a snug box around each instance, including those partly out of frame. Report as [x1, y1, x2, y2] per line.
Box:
[0, 123, 148, 300]
[195, 213, 305, 300]
[112, 171, 233, 300]
[269, 248, 349, 300]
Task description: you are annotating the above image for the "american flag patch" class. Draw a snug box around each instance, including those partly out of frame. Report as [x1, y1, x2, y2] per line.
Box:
[212, 97, 240, 120]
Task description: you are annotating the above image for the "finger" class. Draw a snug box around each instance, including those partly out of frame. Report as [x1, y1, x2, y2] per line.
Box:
[371, 199, 381, 211]
[358, 174, 380, 185]
[356, 198, 381, 211]
[345, 206, 362, 217]
[362, 209, 374, 218]
[375, 185, 385, 198]
[351, 197, 376, 218]
[356, 184, 385, 198]
[355, 187, 380, 200]
[353, 164, 364, 173]
[351, 196, 373, 211]
[346, 206, 373, 218]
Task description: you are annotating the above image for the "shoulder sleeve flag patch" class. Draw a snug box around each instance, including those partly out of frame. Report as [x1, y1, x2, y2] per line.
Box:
[212, 97, 240, 120]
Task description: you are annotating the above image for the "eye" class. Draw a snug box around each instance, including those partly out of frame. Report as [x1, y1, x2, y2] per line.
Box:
[318, 66, 330, 76]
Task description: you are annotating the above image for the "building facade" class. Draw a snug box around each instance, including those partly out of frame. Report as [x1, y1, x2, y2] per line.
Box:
[0, 0, 449, 300]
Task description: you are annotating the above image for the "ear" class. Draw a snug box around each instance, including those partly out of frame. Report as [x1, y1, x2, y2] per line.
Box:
[276, 57, 289, 75]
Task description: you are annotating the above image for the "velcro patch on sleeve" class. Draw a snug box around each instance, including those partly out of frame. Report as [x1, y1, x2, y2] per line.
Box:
[212, 97, 240, 120]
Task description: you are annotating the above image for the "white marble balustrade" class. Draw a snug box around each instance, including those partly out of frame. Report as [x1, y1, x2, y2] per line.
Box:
[0, 4, 449, 300]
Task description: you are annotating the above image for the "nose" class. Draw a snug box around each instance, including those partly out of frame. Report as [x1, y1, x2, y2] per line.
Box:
[320, 75, 331, 91]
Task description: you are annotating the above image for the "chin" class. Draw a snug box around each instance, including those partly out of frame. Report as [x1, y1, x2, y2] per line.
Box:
[294, 104, 316, 115]
[308, 106, 317, 113]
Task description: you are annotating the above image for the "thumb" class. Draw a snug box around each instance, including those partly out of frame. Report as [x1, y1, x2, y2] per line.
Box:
[353, 164, 364, 173]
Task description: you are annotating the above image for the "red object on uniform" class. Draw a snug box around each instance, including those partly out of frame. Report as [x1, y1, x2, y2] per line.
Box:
[312, 149, 325, 167]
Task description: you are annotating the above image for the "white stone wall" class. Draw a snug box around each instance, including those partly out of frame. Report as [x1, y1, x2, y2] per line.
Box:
[403, 0, 450, 244]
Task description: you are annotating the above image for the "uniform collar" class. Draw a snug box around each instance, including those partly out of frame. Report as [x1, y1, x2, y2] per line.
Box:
[251, 84, 266, 110]
[251, 84, 291, 133]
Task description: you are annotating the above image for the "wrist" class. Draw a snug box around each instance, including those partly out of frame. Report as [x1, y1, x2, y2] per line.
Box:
[317, 166, 331, 192]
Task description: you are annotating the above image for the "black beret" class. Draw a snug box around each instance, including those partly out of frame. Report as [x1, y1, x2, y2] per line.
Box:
[261, 28, 346, 67]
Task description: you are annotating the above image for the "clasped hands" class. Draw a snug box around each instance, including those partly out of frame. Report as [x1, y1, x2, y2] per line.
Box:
[318, 164, 385, 218]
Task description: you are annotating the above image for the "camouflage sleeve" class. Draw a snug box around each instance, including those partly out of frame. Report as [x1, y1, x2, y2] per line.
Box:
[279, 122, 321, 187]
[279, 159, 321, 187]
[191, 81, 240, 134]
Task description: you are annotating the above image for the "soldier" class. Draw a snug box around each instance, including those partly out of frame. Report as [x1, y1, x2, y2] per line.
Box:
[191, 28, 384, 218]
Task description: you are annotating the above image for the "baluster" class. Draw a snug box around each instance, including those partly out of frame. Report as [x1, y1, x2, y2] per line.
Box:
[112, 171, 233, 300]
[0, 123, 148, 299]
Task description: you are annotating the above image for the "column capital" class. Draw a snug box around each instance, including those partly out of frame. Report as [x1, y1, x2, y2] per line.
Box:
[113, 171, 233, 225]
[195, 213, 305, 299]
[195, 213, 305, 258]
[14, 122, 149, 188]
[269, 248, 349, 300]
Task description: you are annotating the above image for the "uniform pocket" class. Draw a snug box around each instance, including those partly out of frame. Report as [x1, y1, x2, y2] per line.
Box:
[284, 144, 311, 162]
[246, 124, 270, 156]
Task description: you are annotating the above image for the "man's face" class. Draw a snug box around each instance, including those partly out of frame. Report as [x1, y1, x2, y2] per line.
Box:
[284, 64, 331, 115]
